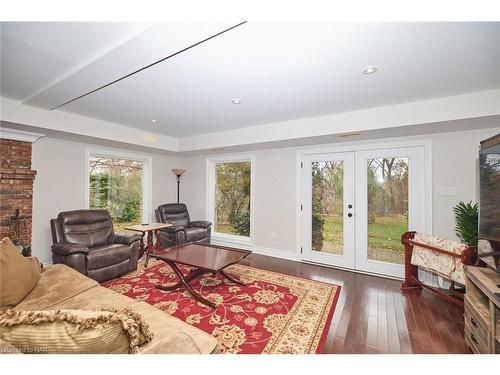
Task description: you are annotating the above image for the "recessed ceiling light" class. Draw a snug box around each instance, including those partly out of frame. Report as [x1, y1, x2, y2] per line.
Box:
[151, 119, 158, 123]
[231, 99, 242, 104]
[362, 66, 378, 75]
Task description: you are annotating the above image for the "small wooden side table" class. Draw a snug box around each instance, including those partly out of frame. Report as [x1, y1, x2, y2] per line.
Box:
[124, 222, 172, 267]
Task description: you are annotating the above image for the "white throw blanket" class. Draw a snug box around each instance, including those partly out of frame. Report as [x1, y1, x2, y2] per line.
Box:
[410, 233, 468, 285]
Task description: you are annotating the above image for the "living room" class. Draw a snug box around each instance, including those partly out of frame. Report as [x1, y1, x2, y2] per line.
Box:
[1, 1, 499, 372]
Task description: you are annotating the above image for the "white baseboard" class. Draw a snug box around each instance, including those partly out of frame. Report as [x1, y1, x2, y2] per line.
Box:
[210, 239, 300, 262]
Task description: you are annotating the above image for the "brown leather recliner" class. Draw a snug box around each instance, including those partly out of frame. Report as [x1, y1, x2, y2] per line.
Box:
[50, 209, 141, 283]
[155, 203, 212, 248]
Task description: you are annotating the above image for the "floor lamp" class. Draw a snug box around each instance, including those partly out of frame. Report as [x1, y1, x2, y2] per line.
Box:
[171, 168, 186, 203]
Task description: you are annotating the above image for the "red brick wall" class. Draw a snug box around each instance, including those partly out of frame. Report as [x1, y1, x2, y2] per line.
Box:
[0, 139, 36, 245]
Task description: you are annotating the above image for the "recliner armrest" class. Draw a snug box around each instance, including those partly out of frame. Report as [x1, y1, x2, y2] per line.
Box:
[111, 233, 142, 245]
[51, 242, 89, 255]
[189, 221, 212, 229]
[160, 225, 185, 233]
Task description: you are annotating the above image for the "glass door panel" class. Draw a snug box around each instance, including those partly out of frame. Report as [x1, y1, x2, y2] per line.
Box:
[302, 153, 355, 269]
[366, 157, 409, 265]
[355, 147, 425, 278]
[312, 161, 344, 255]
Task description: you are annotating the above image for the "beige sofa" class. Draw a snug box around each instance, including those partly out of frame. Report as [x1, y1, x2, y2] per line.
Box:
[8, 263, 219, 354]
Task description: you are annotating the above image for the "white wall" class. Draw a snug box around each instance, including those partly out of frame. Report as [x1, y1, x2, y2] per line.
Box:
[29, 126, 499, 265]
[181, 148, 298, 257]
[431, 130, 485, 240]
[180, 127, 500, 258]
[31, 137, 180, 264]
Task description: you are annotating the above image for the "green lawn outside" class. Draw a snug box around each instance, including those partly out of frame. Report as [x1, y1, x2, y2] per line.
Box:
[319, 215, 406, 253]
[321, 216, 344, 253]
[366, 215, 407, 252]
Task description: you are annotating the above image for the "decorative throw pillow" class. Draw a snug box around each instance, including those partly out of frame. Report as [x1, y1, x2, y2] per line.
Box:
[25, 256, 43, 273]
[0, 238, 41, 308]
[0, 308, 153, 354]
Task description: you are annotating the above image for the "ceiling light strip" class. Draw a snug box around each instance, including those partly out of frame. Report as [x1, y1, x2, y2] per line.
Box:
[50, 21, 248, 111]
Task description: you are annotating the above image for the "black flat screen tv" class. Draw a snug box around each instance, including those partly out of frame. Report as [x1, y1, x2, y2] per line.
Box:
[478, 133, 500, 271]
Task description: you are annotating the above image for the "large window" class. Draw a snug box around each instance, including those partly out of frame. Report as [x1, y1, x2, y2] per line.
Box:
[87, 149, 150, 232]
[207, 157, 253, 242]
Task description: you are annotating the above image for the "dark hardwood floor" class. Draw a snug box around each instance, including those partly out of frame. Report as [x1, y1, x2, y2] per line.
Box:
[240, 253, 471, 354]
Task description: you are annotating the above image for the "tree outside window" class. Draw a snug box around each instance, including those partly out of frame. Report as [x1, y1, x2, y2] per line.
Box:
[89, 156, 143, 232]
[214, 161, 251, 237]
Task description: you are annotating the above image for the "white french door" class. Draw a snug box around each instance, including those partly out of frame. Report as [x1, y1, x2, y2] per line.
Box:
[301, 152, 356, 269]
[301, 146, 426, 279]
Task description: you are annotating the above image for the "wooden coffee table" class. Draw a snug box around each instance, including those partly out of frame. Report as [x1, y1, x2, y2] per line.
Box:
[150, 243, 251, 308]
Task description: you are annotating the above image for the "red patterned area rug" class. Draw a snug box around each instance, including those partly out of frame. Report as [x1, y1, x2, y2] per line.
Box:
[102, 259, 340, 354]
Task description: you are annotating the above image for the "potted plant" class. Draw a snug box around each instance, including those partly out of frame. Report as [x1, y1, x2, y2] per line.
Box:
[453, 201, 479, 247]
[450, 201, 479, 292]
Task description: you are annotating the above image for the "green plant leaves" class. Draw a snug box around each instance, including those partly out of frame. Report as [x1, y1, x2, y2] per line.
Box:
[453, 201, 478, 246]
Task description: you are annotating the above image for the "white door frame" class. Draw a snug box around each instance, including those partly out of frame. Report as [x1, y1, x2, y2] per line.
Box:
[296, 140, 432, 278]
[301, 152, 356, 269]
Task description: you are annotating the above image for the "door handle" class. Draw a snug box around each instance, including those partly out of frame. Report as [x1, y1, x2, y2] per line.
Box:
[348, 204, 353, 209]
[348, 213, 353, 217]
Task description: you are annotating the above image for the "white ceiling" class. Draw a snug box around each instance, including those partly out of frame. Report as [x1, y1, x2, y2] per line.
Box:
[0, 22, 149, 101]
[1, 22, 499, 138]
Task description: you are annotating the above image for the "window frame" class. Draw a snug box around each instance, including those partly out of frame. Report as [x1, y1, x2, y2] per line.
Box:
[85, 147, 152, 226]
[206, 154, 255, 245]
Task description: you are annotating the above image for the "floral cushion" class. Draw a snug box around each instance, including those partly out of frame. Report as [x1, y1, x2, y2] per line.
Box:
[411, 233, 468, 284]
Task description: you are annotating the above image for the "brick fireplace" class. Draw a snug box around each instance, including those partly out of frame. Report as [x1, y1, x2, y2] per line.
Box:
[0, 134, 39, 247]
